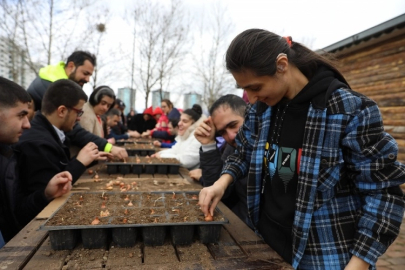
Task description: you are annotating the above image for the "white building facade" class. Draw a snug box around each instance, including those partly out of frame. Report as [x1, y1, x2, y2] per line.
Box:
[0, 37, 37, 89]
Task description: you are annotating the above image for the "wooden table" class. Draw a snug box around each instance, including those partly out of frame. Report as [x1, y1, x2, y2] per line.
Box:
[0, 163, 292, 269]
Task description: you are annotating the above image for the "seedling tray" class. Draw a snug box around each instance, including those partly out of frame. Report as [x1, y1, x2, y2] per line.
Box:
[107, 156, 181, 175]
[41, 192, 228, 250]
[125, 144, 156, 156]
[116, 138, 155, 146]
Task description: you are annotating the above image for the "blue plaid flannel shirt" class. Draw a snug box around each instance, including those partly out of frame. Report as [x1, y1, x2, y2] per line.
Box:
[222, 88, 405, 269]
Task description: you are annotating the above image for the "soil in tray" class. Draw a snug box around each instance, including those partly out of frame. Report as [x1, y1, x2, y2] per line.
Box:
[125, 144, 155, 150]
[44, 192, 225, 227]
[117, 138, 154, 144]
[73, 177, 199, 193]
[110, 156, 181, 165]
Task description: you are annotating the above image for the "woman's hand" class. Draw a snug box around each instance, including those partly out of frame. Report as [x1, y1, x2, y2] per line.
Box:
[345, 256, 370, 270]
[198, 174, 233, 217]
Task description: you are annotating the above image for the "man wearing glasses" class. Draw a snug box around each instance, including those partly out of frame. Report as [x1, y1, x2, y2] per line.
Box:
[13, 79, 109, 228]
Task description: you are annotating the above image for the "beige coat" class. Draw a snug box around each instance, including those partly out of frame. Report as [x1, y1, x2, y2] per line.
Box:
[80, 102, 103, 137]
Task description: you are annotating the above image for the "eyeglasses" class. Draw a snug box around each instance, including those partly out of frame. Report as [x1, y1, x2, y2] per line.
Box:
[67, 106, 84, 117]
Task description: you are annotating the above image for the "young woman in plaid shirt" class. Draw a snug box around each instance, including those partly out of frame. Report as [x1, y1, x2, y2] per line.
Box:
[198, 29, 405, 269]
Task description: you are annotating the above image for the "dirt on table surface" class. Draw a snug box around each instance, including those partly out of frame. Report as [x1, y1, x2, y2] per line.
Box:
[44, 192, 225, 227]
[39, 239, 289, 270]
[39, 238, 248, 270]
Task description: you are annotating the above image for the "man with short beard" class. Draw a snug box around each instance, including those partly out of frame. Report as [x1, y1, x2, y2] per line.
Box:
[194, 94, 252, 229]
[27, 51, 127, 159]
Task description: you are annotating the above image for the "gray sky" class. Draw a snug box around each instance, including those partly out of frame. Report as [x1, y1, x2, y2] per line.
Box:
[88, 0, 405, 111]
[218, 0, 405, 49]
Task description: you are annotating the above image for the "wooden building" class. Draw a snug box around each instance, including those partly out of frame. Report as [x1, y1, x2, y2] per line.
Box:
[320, 13, 405, 163]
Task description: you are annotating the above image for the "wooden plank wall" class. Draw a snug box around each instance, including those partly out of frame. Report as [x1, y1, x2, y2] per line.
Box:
[336, 34, 405, 163]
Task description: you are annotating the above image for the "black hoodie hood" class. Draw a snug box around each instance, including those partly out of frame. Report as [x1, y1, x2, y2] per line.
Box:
[257, 66, 349, 114]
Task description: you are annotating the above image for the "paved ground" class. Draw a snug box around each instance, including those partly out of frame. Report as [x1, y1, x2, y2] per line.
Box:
[377, 218, 405, 269]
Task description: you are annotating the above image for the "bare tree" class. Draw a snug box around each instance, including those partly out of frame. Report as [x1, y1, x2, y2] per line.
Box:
[129, 0, 191, 108]
[193, 2, 235, 109]
[0, 0, 95, 75]
[84, 5, 120, 89]
[0, 0, 25, 82]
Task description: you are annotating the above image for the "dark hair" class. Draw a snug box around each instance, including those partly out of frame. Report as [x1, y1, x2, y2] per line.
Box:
[0, 77, 31, 108]
[106, 108, 121, 117]
[42, 79, 88, 115]
[226, 29, 347, 84]
[66, 51, 97, 67]
[168, 118, 179, 128]
[115, 98, 126, 109]
[89, 85, 116, 107]
[161, 99, 173, 109]
[183, 104, 202, 122]
[209, 94, 246, 118]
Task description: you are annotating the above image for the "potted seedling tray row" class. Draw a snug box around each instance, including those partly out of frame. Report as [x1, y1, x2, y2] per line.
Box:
[125, 144, 156, 156]
[107, 156, 181, 175]
[116, 138, 155, 146]
[41, 192, 228, 250]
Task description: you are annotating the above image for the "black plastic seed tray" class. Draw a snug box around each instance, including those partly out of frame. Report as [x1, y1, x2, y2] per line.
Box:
[106, 156, 181, 175]
[125, 144, 156, 156]
[126, 149, 156, 156]
[116, 138, 154, 146]
[40, 192, 228, 250]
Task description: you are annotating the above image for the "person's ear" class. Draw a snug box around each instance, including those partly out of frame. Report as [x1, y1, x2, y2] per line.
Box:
[65, 61, 76, 76]
[57, 105, 68, 118]
[276, 55, 288, 73]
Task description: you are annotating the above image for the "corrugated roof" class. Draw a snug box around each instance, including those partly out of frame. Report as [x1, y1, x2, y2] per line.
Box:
[320, 13, 405, 53]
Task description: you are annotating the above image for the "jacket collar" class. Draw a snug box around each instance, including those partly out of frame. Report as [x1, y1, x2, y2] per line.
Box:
[31, 111, 67, 146]
[0, 143, 13, 158]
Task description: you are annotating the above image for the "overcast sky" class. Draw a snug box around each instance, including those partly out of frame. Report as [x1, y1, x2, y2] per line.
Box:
[90, 0, 405, 111]
[209, 0, 405, 50]
[113, 0, 405, 49]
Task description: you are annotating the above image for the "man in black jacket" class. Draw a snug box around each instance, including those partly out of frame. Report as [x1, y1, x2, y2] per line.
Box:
[194, 94, 252, 228]
[0, 77, 72, 247]
[127, 106, 157, 136]
[27, 50, 127, 159]
[14, 79, 108, 228]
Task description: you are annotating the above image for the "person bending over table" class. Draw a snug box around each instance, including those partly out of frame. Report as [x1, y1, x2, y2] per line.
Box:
[198, 29, 405, 270]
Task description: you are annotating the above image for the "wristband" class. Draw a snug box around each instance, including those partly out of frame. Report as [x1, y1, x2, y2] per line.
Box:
[104, 143, 113, 153]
